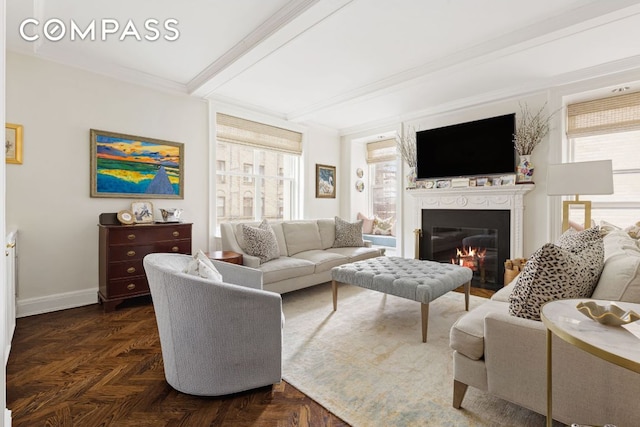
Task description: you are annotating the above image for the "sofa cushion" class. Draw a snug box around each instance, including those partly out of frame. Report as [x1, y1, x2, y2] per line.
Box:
[508, 240, 604, 321]
[317, 219, 336, 249]
[258, 256, 315, 284]
[269, 222, 289, 257]
[326, 246, 381, 262]
[333, 216, 365, 248]
[282, 221, 323, 256]
[292, 250, 347, 273]
[242, 220, 280, 264]
[592, 229, 640, 302]
[491, 275, 519, 303]
[450, 300, 509, 360]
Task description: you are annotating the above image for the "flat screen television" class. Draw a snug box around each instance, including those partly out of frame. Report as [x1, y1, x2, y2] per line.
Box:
[416, 113, 516, 180]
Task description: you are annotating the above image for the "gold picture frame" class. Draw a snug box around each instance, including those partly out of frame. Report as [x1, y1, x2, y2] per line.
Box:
[5, 123, 23, 164]
[316, 164, 336, 198]
[131, 201, 155, 224]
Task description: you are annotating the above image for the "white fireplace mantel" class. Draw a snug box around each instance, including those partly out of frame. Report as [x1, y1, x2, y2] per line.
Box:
[409, 183, 535, 259]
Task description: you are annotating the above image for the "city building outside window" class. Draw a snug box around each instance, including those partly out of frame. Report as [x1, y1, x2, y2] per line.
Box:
[366, 138, 398, 221]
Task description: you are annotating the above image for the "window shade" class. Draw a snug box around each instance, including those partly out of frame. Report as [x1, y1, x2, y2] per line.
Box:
[366, 139, 397, 163]
[216, 113, 302, 155]
[567, 91, 640, 138]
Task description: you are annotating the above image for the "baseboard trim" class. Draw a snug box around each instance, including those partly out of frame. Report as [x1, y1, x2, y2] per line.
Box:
[17, 288, 98, 318]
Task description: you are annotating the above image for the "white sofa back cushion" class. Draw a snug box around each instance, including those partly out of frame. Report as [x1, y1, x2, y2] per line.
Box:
[591, 229, 640, 302]
[282, 221, 323, 256]
[317, 219, 336, 249]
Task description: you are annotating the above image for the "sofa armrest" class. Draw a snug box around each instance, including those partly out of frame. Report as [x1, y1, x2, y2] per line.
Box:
[211, 259, 263, 290]
[364, 240, 372, 248]
[241, 254, 261, 268]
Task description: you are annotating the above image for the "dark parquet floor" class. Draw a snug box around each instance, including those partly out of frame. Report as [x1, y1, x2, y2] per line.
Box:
[6, 286, 491, 427]
[6, 296, 349, 427]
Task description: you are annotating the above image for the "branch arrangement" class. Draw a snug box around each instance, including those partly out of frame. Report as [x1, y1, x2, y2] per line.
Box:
[396, 126, 417, 168]
[513, 102, 554, 156]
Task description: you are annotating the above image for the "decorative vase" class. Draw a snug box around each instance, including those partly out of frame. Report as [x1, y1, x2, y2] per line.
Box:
[516, 155, 534, 183]
[406, 167, 417, 189]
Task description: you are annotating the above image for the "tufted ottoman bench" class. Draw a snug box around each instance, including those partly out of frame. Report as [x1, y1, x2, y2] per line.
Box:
[331, 257, 473, 342]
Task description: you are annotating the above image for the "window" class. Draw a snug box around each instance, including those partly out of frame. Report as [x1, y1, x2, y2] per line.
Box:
[366, 138, 398, 220]
[217, 160, 226, 183]
[566, 91, 640, 226]
[216, 196, 225, 217]
[215, 113, 302, 226]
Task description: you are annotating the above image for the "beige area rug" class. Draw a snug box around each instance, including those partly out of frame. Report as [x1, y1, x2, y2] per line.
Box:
[281, 282, 552, 427]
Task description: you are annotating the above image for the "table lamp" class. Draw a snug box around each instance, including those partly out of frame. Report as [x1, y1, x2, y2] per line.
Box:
[547, 160, 613, 232]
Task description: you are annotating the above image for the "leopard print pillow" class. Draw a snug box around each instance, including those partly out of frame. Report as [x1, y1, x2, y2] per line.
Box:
[242, 219, 280, 264]
[509, 239, 604, 321]
[333, 217, 365, 248]
[555, 226, 602, 252]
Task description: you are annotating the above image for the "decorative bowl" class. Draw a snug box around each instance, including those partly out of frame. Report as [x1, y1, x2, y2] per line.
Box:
[576, 301, 640, 326]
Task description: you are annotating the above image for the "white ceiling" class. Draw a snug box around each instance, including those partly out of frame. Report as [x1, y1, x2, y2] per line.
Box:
[7, 0, 640, 133]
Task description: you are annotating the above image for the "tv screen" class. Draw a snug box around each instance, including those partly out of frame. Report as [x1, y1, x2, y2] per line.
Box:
[416, 113, 516, 180]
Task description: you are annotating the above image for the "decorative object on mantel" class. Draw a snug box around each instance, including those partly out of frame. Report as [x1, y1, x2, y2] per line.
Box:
[513, 102, 556, 183]
[396, 126, 418, 189]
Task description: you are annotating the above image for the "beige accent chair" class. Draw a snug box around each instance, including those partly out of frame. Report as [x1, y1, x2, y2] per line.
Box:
[143, 253, 283, 396]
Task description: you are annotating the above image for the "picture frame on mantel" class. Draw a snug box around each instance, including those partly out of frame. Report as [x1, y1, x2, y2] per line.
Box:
[316, 164, 336, 198]
[90, 129, 184, 199]
[5, 123, 23, 164]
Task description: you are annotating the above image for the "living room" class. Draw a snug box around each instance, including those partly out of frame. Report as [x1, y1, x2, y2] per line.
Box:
[3, 1, 640, 426]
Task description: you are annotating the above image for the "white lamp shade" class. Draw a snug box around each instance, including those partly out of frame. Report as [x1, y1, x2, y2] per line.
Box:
[547, 160, 614, 196]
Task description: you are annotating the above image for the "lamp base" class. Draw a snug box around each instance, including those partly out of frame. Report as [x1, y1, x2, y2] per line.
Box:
[562, 199, 591, 232]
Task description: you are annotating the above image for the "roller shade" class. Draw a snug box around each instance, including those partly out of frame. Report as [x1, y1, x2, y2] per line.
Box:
[567, 91, 640, 138]
[366, 139, 397, 163]
[216, 113, 302, 155]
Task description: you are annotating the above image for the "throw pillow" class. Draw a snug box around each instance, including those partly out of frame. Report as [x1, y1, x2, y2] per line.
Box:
[242, 219, 280, 264]
[372, 216, 394, 236]
[182, 250, 224, 282]
[357, 212, 375, 234]
[508, 239, 604, 321]
[555, 226, 602, 252]
[333, 216, 365, 248]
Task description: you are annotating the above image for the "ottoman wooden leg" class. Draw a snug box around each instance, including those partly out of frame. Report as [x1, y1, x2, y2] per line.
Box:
[464, 281, 470, 311]
[332, 280, 338, 311]
[421, 303, 429, 343]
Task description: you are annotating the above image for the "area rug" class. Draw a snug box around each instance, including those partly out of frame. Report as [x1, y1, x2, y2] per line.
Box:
[281, 282, 551, 427]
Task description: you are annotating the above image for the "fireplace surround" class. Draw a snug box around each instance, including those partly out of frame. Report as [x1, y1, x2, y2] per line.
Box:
[410, 184, 534, 288]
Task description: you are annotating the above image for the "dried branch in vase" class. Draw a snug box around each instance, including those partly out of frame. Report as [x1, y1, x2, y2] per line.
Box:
[396, 127, 417, 168]
[513, 102, 555, 156]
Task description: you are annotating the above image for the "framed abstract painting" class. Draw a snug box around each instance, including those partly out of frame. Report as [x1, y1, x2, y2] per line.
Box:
[90, 129, 184, 199]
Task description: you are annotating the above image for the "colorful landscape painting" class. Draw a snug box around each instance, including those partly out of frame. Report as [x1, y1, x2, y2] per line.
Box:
[90, 130, 184, 198]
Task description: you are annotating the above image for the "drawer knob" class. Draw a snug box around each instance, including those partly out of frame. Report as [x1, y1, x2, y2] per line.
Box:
[127, 283, 136, 291]
[127, 234, 136, 240]
[127, 267, 136, 274]
[172, 246, 179, 252]
[127, 250, 136, 257]
[172, 231, 180, 237]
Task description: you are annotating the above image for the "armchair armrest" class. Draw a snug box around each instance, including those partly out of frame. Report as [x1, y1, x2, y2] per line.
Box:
[211, 259, 263, 290]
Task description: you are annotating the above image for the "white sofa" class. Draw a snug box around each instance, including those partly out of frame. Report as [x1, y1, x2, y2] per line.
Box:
[221, 219, 383, 294]
[449, 228, 640, 426]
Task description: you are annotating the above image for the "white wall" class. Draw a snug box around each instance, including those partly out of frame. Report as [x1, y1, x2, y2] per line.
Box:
[5, 52, 210, 316]
[304, 124, 341, 219]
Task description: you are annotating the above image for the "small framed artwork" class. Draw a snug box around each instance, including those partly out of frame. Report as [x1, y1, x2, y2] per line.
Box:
[476, 177, 488, 187]
[316, 164, 336, 198]
[355, 180, 364, 192]
[356, 167, 364, 178]
[90, 129, 184, 199]
[501, 174, 516, 186]
[492, 177, 503, 186]
[131, 201, 154, 224]
[117, 210, 135, 225]
[469, 178, 477, 187]
[5, 123, 23, 164]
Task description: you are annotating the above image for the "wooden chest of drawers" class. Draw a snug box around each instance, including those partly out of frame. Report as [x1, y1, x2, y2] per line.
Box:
[98, 222, 192, 311]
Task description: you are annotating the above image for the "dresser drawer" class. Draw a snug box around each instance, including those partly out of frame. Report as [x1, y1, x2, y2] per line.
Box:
[108, 224, 192, 245]
[109, 244, 156, 262]
[106, 277, 150, 298]
[108, 260, 145, 279]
